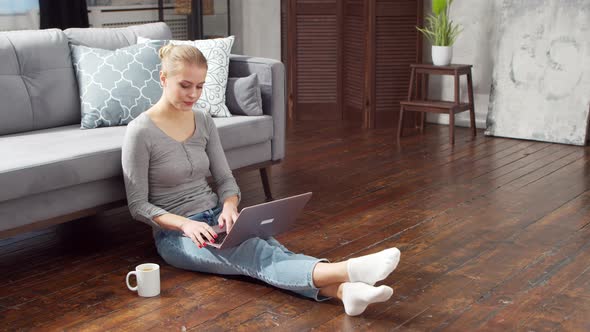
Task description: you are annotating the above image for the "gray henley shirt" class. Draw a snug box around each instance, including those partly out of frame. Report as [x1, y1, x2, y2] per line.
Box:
[121, 110, 241, 228]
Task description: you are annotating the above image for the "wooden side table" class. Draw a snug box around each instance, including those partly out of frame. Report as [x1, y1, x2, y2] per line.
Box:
[398, 64, 476, 144]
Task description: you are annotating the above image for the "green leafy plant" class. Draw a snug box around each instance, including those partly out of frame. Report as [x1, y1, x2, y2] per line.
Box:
[417, 0, 462, 46]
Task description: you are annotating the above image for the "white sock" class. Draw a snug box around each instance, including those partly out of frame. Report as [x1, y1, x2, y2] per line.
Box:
[341, 282, 394, 316]
[347, 247, 401, 285]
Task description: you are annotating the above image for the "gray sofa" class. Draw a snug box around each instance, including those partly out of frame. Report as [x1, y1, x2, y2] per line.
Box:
[0, 23, 285, 237]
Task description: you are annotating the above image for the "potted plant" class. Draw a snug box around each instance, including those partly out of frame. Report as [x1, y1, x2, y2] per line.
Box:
[417, 0, 462, 66]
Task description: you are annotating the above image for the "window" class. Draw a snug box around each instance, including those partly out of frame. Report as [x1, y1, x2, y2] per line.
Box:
[0, 0, 39, 31]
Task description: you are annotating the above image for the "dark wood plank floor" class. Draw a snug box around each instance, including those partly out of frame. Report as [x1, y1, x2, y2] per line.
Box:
[1, 122, 589, 331]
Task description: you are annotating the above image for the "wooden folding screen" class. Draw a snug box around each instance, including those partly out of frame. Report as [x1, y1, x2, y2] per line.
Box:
[282, 0, 422, 128]
[343, 0, 365, 123]
[285, 0, 342, 121]
[372, 0, 423, 128]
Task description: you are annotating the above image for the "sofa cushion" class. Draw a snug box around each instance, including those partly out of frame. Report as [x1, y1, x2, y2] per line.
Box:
[70, 40, 166, 129]
[0, 125, 127, 202]
[213, 115, 273, 151]
[225, 141, 272, 170]
[138, 36, 234, 118]
[0, 23, 174, 136]
[0, 29, 80, 136]
[64, 22, 172, 50]
[0, 116, 272, 202]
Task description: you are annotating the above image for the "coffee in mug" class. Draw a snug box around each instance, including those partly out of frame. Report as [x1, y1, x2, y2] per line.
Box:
[126, 263, 160, 297]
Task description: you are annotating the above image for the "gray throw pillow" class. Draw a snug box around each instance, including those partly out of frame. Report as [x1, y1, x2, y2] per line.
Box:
[70, 40, 165, 129]
[226, 73, 263, 116]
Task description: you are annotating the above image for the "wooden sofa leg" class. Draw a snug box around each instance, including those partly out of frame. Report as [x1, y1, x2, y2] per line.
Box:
[259, 166, 273, 201]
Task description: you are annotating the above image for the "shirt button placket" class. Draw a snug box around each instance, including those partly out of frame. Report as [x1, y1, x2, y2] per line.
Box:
[181, 143, 194, 177]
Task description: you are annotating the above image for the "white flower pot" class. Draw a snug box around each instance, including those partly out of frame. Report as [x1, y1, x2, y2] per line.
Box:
[432, 46, 453, 66]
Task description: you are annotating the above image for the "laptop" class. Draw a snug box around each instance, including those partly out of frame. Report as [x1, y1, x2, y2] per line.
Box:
[205, 192, 312, 249]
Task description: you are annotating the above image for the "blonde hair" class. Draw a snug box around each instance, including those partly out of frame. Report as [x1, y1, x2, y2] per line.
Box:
[158, 43, 208, 77]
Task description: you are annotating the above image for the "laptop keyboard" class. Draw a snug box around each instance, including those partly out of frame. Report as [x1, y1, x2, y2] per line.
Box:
[212, 232, 228, 244]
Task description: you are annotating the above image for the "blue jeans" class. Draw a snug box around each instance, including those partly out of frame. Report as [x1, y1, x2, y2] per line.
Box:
[154, 205, 329, 301]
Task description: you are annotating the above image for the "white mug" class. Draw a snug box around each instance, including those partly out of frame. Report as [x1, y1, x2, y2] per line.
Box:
[126, 263, 160, 297]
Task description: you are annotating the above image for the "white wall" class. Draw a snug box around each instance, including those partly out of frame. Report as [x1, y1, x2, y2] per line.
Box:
[424, 0, 500, 128]
[229, 0, 281, 60]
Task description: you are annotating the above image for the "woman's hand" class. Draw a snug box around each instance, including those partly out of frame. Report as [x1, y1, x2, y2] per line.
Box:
[179, 220, 218, 248]
[218, 199, 239, 233]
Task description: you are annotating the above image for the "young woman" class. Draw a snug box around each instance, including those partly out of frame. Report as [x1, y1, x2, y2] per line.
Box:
[122, 44, 401, 316]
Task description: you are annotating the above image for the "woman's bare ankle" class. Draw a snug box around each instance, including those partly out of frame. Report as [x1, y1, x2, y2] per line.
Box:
[313, 261, 350, 288]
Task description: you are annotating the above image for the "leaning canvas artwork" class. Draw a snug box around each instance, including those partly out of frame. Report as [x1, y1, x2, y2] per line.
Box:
[486, 0, 590, 146]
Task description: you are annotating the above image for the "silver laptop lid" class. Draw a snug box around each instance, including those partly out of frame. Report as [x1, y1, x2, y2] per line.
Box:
[216, 192, 313, 249]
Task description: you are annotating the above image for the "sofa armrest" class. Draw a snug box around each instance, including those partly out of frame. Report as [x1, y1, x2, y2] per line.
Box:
[228, 55, 286, 161]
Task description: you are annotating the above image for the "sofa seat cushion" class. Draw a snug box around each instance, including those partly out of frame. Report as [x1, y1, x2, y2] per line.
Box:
[0, 115, 273, 202]
[213, 115, 273, 151]
[0, 125, 127, 202]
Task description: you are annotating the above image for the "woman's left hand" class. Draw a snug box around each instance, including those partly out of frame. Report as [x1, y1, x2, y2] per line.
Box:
[218, 200, 239, 233]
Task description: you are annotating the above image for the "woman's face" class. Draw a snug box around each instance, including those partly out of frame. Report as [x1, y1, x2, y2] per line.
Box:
[161, 63, 207, 112]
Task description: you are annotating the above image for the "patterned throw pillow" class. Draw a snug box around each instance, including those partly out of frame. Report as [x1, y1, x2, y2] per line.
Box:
[137, 36, 234, 117]
[70, 40, 166, 129]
